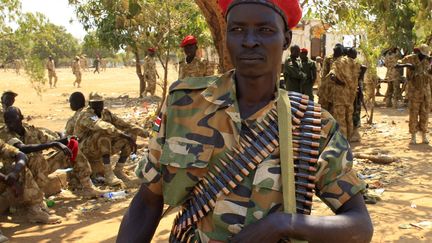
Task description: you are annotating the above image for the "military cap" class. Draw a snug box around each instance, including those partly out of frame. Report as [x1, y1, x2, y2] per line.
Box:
[180, 35, 198, 47]
[218, 0, 302, 29]
[88, 92, 104, 102]
[417, 44, 430, 56]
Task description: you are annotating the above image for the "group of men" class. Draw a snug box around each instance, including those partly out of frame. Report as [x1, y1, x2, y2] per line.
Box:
[0, 89, 148, 242]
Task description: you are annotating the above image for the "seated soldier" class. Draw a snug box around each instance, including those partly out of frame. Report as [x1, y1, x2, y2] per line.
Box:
[65, 92, 86, 137]
[0, 107, 101, 198]
[0, 139, 61, 228]
[74, 94, 137, 186]
[0, 90, 18, 125]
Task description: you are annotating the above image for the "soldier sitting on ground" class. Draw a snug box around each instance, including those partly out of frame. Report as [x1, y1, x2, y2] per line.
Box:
[1, 107, 102, 198]
[73, 93, 140, 186]
[0, 90, 17, 125]
[0, 138, 62, 226]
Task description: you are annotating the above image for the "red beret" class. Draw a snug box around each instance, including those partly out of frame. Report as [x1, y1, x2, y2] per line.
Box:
[148, 47, 156, 52]
[180, 35, 198, 48]
[67, 138, 79, 162]
[300, 48, 308, 53]
[218, 0, 302, 29]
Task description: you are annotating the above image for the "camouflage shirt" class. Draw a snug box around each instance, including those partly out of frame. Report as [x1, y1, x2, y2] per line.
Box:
[137, 71, 365, 242]
[101, 109, 146, 138]
[179, 58, 207, 79]
[46, 60, 56, 72]
[384, 53, 402, 82]
[65, 108, 83, 136]
[74, 107, 124, 140]
[143, 55, 158, 80]
[72, 60, 81, 74]
[0, 124, 57, 147]
[399, 54, 432, 102]
[330, 56, 361, 105]
[0, 138, 20, 169]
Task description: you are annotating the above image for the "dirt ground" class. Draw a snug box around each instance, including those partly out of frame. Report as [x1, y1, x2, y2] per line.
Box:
[0, 67, 431, 243]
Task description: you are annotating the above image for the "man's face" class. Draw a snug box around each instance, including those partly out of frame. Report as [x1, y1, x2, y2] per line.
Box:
[2, 94, 15, 108]
[226, 4, 290, 77]
[4, 110, 23, 132]
[90, 101, 104, 117]
[290, 47, 300, 58]
[183, 44, 197, 59]
[300, 52, 308, 60]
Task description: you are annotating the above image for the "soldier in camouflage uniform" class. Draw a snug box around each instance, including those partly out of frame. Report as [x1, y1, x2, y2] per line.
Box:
[396, 44, 432, 145]
[329, 53, 362, 139]
[283, 45, 305, 93]
[118, 1, 372, 242]
[178, 35, 210, 79]
[74, 94, 139, 186]
[72, 56, 82, 88]
[46, 56, 58, 88]
[299, 48, 317, 100]
[318, 44, 345, 114]
[0, 90, 17, 125]
[384, 48, 403, 108]
[0, 139, 62, 226]
[1, 107, 101, 198]
[143, 48, 160, 97]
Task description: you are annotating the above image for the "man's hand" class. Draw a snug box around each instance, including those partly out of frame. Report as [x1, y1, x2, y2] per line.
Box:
[121, 133, 137, 153]
[5, 171, 19, 187]
[330, 73, 345, 85]
[54, 142, 72, 157]
[2, 172, 23, 197]
[230, 213, 287, 243]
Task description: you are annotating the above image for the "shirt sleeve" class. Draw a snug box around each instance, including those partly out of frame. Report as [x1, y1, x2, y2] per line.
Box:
[314, 110, 366, 212]
[0, 139, 20, 161]
[134, 99, 168, 195]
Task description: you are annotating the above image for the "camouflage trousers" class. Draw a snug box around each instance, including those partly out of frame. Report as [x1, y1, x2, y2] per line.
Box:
[74, 72, 82, 85]
[145, 78, 157, 96]
[385, 79, 402, 107]
[48, 71, 58, 86]
[26, 150, 92, 189]
[80, 132, 132, 163]
[409, 99, 430, 134]
[0, 167, 44, 206]
[333, 104, 354, 139]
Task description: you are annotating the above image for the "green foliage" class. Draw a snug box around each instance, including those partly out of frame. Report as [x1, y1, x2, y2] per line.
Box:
[82, 31, 117, 58]
[24, 56, 46, 95]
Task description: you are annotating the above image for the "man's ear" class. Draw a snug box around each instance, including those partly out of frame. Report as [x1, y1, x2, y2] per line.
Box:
[283, 30, 292, 50]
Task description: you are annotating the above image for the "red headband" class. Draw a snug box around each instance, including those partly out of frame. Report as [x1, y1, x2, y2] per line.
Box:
[218, 0, 302, 29]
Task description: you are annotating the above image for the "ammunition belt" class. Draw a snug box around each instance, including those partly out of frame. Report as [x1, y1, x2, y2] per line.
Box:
[170, 92, 322, 243]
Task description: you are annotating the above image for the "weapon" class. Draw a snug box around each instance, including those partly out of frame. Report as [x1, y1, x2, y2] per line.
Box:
[170, 93, 322, 242]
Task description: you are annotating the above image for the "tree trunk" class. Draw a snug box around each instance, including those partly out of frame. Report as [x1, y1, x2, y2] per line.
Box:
[134, 51, 145, 98]
[194, 0, 233, 72]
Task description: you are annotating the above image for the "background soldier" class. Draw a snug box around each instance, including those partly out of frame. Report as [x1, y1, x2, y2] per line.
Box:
[80, 54, 89, 72]
[0, 138, 62, 228]
[13, 59, 22, 75]
[396, 44, 431, 144]
[93, 56, 101, 74]
[46, 56, 58, 88]
[143, 48, 160, 97]
[383, 47, 403, 108]
[283, 45, 306, 92]
[300, 48, 317, 100]
[73, 94, 138, 186]
[178, 35, 208, 79]
[72, 56, 82, 88]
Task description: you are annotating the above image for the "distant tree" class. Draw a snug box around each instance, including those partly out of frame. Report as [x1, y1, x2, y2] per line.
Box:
[82, 31, 117, 58]
[69, 0, 212, 100]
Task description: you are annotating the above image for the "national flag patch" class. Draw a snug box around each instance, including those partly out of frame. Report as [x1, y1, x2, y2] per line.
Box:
[152, 114, 162, 132]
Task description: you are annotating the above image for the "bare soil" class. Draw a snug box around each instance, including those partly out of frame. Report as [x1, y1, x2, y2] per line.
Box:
[0, 67, 431, 242]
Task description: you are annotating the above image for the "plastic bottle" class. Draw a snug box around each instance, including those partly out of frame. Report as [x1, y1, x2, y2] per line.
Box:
[130, 153, 138, 161]
[46, 199, 55, 207]
[102, 190, 128, 199]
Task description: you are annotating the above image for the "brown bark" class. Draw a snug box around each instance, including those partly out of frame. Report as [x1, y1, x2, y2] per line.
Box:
[134, 51, 146, 98]
[194, 0, 233, 72]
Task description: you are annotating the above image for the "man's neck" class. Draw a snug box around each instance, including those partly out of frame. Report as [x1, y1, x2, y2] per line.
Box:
[186, 55, 195, 64]
[235, 71, 278, 119]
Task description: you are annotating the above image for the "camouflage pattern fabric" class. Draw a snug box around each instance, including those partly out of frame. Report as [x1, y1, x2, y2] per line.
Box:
[399, 54, 431, 133]
[0, 139, 45, 205]
[328, 56, 361, 138]
[72, 60, 82, 85]
[318, 55, 337, 113]
[46, 60, 58, 87]
[74, 107, 132, 162]
[384, 53, 403, 106]
[283, 56, 305, 93]
[0, 125, 92, 188]
[136, 71, 365, 242]
[301, 58, 317, 100]
[179, 58, 208, 79]
[101, 109, 147, 140]
[143, 55, 158, 96]
[65, 108, 83, 136]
